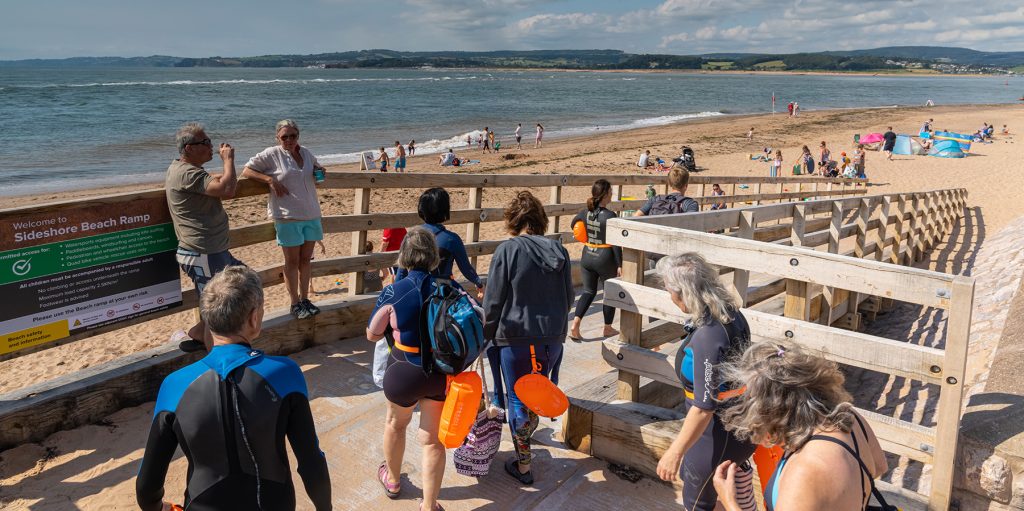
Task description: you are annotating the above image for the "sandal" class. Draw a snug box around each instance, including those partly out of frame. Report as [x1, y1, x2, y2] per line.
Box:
[504, 456, 534, 486]
[377, 461, 401, 499]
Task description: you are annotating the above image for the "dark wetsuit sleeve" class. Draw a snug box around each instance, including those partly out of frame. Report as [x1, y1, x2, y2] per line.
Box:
[285, 393, 332, 510]
[136, 411, 179, 511]
[562, 245, 574, 309]
[688, 326, 727, 411]
[450, 236, 481, 287]
[482, 246, 510, 340]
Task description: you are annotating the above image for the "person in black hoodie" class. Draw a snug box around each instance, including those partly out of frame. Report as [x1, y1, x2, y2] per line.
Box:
[483, 191, 574, 486]
[569, 179, 622, 340]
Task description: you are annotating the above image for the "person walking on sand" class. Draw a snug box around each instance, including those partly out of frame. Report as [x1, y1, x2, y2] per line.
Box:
[882, 127, 897, 161]
[818, 141, 831, 176]
[242, 119, 327, 320]
[136, 267, 332, 511]
[746, 127, 754, 140]
[515, 123, 523, 149]
[394, 140, 407, 173]
[165, 122, 243, 353]
[535, 123, 544, 148]
[787, 102, 794, 116]
[483, 127, 491, 153]
[376, 146, 390, 172]
[408, 139, 416, 156]
[793, 102, 800, 116]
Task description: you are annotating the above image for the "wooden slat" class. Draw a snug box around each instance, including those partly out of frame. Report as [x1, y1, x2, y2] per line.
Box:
[349, 187, 371, 294]
[616, 248, 645, 402]
[604, 280, 946, 383]
[606, 219, 957, 309]
[732, 211, 754, 305]
[600, 339, 936, 463]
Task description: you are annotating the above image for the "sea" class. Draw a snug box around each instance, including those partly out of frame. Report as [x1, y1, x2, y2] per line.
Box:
[0, 66, 1019, 197]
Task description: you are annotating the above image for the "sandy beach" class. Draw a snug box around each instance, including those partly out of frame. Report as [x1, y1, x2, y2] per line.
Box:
[1, 104, 1021, 393]
[2, 103, 1023, 509]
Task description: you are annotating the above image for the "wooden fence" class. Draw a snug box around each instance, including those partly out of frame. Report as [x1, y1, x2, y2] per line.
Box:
[565, 188, 971, 510]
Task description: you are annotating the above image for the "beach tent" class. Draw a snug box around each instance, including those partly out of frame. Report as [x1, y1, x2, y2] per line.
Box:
[920, 131, 932, 139]
[893, 135, 926, 155]
[929, 139, 966, 158]
[859, 133, 885, 144]
[932, 131, 973, 152]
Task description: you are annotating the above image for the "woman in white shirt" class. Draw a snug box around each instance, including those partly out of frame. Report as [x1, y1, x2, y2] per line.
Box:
[242, 119, 326, 319]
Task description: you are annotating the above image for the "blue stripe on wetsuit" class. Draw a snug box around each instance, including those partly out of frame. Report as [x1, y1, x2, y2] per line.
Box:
[153, 359, 208, 416]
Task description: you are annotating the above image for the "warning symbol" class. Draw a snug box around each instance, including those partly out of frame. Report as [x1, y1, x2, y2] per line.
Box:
[74, 319, 82, 327]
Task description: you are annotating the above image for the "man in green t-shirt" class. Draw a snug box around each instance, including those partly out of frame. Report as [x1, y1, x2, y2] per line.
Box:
[165, 122, 244, 352]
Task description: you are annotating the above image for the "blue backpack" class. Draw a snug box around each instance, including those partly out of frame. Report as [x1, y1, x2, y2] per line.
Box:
[420, 280, 486, 375]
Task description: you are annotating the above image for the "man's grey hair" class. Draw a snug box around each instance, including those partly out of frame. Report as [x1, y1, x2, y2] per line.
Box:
[398, 226, 440, 272]
[175, 122, 206, 155]
[200, 266, 264, 335]
[276, 119, 299, 134]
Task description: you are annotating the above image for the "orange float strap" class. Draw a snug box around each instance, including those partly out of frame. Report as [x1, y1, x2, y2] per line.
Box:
[392, 342, 420, 354]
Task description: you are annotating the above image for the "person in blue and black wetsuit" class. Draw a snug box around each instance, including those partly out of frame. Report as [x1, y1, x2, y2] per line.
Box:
[653, 253, 756, 511]
[136, 266, 331, 511]
[367, 227, 450, 511]
[712, 342, 889, 511]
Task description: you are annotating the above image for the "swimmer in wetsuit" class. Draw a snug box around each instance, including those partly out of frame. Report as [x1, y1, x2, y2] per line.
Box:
[569, 179, 622, 340]
[136, 267, 331, 511]
[366, 227, 452, 511]
[653, 253, 756, 511]
[712, 342, 889, 511]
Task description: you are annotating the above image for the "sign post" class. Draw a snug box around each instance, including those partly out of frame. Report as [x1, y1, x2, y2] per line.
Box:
[0, 197, 182, 359]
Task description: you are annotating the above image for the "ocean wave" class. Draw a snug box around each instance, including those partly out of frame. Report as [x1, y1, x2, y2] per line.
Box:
[314, 113, 723, 164]
[14, 76, 484, 89]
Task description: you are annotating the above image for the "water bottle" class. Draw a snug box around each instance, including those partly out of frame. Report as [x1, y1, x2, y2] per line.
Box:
[645, 184, 656, 200]
[313, 166, 326, 183]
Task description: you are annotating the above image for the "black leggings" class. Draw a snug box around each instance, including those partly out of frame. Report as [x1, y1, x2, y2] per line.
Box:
[681, 401, 757, 511]
[574, 253, 617, 325]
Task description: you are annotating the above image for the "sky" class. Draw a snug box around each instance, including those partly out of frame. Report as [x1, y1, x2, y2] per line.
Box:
[2, 0, 1023, 60]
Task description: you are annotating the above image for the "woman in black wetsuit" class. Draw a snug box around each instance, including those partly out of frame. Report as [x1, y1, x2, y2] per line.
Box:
[569, 179, 622, 340]
[653, 252, 756, 511]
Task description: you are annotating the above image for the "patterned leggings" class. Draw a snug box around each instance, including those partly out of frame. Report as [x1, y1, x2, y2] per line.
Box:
[498, 344, 563, 467]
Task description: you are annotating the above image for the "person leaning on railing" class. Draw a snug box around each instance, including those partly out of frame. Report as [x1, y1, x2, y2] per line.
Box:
[653, 252, 757, 511]
[165, 121, 244, 353]
[242, 119, 327, 320]
[713, 341, 889, 511]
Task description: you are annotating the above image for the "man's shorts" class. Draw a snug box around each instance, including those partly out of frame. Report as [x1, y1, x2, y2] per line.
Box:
[176, 248, 245, 295]
[394, 156, 406, 169]
[274, 218, 324, 247]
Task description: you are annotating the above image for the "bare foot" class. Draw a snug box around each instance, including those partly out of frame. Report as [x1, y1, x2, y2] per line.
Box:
[602, 326, 619, 337]
[569, 328, 582, 340]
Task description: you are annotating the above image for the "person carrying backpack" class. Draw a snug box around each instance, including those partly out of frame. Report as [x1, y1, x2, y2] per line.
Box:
[634, 167, 699, 218]
[483, 191, 574, 486]
[366, 227, 452, 511]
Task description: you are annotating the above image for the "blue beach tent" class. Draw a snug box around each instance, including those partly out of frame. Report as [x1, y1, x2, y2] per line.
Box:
[929, 139, 966, 158]
[893, 135, 926, 155]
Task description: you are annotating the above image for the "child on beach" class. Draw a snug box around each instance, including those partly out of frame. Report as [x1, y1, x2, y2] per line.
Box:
[746, 127, 754, 140]
[376, 147, 389, 172]
[770, 150, 782, 178]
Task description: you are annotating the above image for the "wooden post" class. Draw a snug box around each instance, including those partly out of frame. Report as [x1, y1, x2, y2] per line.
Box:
[929, 276, 975, 510]
[349, 187, 371, 295]
[876, 196, 891, 262]
[892, 195, 907, 265]
[784, 204, 811, 321]
[549, 185, 562, 234]
[466, 187, 482, 267]
[612, 184, 623, 202]
[732, 211, 755, 306]
[617, 247, 645, 401]
[821, 201, 843, 324]
[827, 181, 833, 199]
[909, 194, 923, 263]
[754, 182, 762, 205]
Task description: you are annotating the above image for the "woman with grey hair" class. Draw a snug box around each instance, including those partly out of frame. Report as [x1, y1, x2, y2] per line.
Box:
[242, 119, 327, 319]
[653, 252, 757, 511]
[712, 341, 888, 511]
[366, 227, 451, 511]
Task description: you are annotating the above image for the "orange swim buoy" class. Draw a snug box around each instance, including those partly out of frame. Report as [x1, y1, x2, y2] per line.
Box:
[438, 371, 483, 448]
[514, 345, 569, 418]
[572, 219, 588, 244]
[752, 445, 785, 492]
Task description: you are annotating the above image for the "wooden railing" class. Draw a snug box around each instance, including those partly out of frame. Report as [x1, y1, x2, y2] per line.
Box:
[0, 173, 866, 363]
[587, 189, 970, 510]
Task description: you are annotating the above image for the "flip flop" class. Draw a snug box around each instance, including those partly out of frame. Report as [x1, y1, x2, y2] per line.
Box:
[378, 462, 401, 499]
[504, 456, 534, 486]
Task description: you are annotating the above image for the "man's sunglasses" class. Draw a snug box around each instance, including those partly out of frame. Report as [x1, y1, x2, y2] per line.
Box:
[187, 138, 212, 147]
[279, 133, 298, 141]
